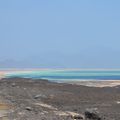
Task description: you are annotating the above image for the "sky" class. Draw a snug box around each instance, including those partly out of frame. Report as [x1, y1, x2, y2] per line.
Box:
[0, 0, 120, 68]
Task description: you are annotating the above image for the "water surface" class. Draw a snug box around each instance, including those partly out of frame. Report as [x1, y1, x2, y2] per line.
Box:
[5, 70, 120, 82]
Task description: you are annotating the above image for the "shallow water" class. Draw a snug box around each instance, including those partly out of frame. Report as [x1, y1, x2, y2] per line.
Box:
[5, 70, 120, 82]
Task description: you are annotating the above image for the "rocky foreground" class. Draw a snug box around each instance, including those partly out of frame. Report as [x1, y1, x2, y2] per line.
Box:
[0, 78, 120, 120]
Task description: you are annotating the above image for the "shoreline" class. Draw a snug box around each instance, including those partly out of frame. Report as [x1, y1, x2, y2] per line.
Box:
[1, 73, 120, 87]
[1, 68, 120, 70]
[2, 76, 120, 88]
[1, 69, 120, 88]
[64, 80, 120, 87]
[1, 69, 120, 87]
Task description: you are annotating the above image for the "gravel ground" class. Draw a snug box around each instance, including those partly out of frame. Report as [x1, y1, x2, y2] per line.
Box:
[0, 77, 120, 120]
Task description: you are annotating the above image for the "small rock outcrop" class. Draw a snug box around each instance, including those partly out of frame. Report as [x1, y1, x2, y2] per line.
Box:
[34, 94, 46, 99]
[85, 108, 101, 120]
[71, 115, 84, 119]
[11, 83, 16, 87]
[25, 107, 32, 111]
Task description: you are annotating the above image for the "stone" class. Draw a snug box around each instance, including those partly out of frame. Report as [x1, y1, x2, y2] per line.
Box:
[25, 107, 32, 111]
[85, 108, 101, 120]
[71, 115, 84, 119]
[11, 83, 16, 87]
[34, 94, 46, 99]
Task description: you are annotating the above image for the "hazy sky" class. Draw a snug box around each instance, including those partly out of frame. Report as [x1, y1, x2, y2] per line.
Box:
[0, 0, 120, 68]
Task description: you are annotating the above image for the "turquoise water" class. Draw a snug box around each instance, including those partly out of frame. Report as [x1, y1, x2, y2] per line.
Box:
[5, 70, 120, 82]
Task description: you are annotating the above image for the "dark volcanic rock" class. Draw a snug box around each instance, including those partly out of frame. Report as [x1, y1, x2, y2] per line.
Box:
[34, 94, 46, 99]
[11, 83, 16, 87]
[71, 115, 84, 119]
[85, 108, 101, 120]
[25, 107, 32, 111]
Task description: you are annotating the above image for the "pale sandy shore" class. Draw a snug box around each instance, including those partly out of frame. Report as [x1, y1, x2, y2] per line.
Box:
[0, 72, 5, 79]
[65, 80, 120, 87]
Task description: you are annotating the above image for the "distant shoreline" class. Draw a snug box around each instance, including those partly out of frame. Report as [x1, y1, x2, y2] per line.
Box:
[1, 74, 120, 87]
[1, 68, 120, 71]
[1, 69, 120, 87]
[63, 80, 120, 87]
